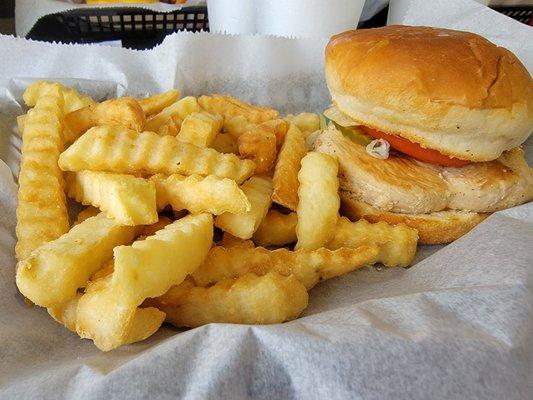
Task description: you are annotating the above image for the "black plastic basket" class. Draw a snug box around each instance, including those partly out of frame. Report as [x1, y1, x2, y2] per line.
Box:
[26, 6, 209, 49]
[493, 5, 533, 25]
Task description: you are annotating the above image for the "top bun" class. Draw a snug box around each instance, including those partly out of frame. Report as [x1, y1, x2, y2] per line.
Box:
[325, 26, 533, 161]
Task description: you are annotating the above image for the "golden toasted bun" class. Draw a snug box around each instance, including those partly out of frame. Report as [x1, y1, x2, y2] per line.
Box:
[340, 192, 490, 245]
[326, 26, 533, 162]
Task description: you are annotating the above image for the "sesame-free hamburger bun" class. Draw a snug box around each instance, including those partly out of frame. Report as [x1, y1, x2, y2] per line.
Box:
[325, 25, 533, 162]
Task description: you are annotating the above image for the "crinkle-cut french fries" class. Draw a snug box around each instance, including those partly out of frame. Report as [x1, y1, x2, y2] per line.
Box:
[295, 152, 340, 250]
[192, 245, 380, 289]
[75, 214, 213, 351]
[215, 176, 273, 239]
[211, 133, 239, 154]
[225, 117, 288, 146]
[272, 123, 307, 211]
[326, 217, 418, 267]
[23, 80, 95, 113]
[252, 210, 297, 247]
[285, 113, 320, 136]
[149, 272, 308, 328]
[219, 232, 255, 248]
[138, 216, 173, 239]
[238, 126, 278, 174]
[224, 115, 254, 138]
[16, 213, 137, 307]
[198, 95, 279, 127]
[157, 114, 182, 136]
[138, 89, 180, 117]
[49, 287, 165, 347]
[261, 119, 289, 148]
[73, 206, 100, 226]
[15, 88, 69, 260]
[16, 114, 26, 137]
[152, 174, 250, 215]
[145, 96, 200, 133]
[66, 171, 158, 226]
[64, 97, 146, 144]
[58, 126, 256, 184]
[178, 112, 223, 147]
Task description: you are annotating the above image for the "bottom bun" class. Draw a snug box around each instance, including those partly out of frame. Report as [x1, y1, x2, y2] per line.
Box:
[340, 192, 490, 245]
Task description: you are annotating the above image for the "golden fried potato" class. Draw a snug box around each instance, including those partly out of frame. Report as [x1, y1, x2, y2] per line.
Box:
[58, 126, 255, 184]
[261, 119, 289, 148]
[73, 206, 100, 226]
[285, 113, 320, 136]
[272, 123, 307, 211]
[198, 95, 278, 127]
[224, 115, 254, 138]
[16, 87, 69, 260]
[149, 272, 308, 328]
[23, 80, 95, 113]
[145, 96, 200, 133]
[49, 286, 166, 348]
[219, 232, 255, 249]
[138, 89, 180, 116]
[177, 112, 223, 147]
[152, 173, 250, 215]
[295, 152, 339, 250]
[66, 171, 158, 226]
[252, 210, 297, 247]
[138, 216, 173, 239]
[326, 217, 418, 267]
[16, 114, 26, 137]
[215, 176, 273, 239]
[16, 213, 137, 307]
[238, 127, 277, 174]
[211, 133, 239, 154]
[64, 97, 146, 144]
[76, 214, 213, 351]
[156, 114, 182, 136]
[192, 245, 379, 289]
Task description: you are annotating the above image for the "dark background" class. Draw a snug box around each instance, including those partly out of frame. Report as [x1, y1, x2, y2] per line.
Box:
[0, 0, 15, 18]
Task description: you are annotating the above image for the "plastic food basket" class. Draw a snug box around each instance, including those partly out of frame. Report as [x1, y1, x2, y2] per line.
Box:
[25, 4, 532, 49]
[26, 6, 209, 49]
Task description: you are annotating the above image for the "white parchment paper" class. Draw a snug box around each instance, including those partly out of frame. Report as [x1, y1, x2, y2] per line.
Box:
[1, 13, 533, 400]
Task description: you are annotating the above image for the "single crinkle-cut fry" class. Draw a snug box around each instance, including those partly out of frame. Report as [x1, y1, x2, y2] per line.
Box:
[66, 170, 158, 226]
[238, 126, 278, 174]
[73, 206, 100, 226]
[252, 210, 297, 247]
[285, 113, 320, 136]
[15, 88, 69, 260]
[138, 89, 180, 116]
[64, 97, 146, 144]
[177, 112, 223, 147]
[215, 176, 273, 239]
[149, 272, 308, 328]
[272, 123, 307, 211]
[75, 214, 213, 351]
[16, 114, 26, 137]
[326, 217, 418, 267]
[16, 213, 137, 307]
[192, 245, 380, 289]
[198, 95, 278, 127]
[295, 152, 340, 250]
[48, 289, 165, 347]
[219, 232, 255, 249]
[152, 174, 250, 215]
[145, 96, 200, 133]
[211, 133, 239, 154]
[23, 80, 95, 113]
[58, 126, 255, 184]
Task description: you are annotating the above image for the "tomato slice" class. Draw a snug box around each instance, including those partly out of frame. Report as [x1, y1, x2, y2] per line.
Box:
[361, 127, 471, 167]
